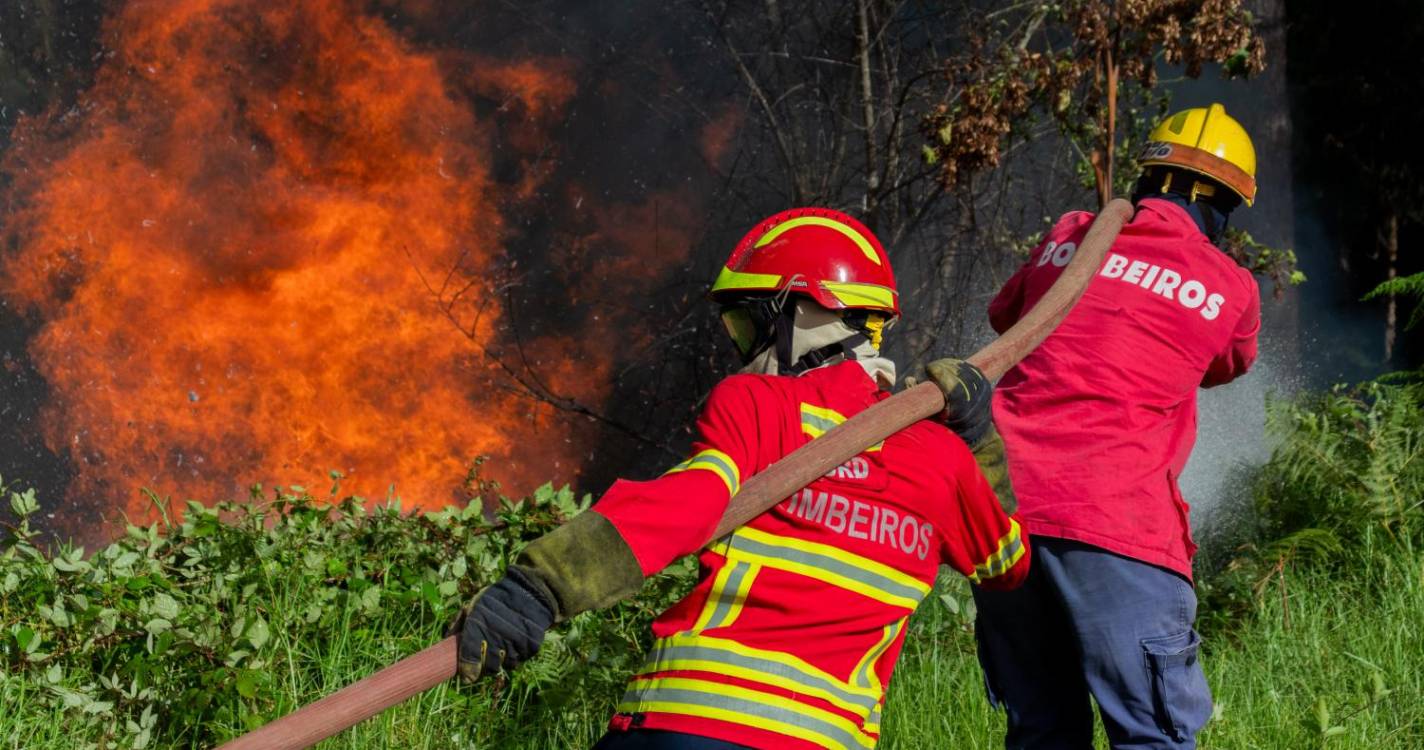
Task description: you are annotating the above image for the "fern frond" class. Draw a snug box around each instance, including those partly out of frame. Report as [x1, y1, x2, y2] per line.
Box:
[1263, 527, 1343, 564]
[1363, 271, 1424, 330]
[1257, 379, 1424, 557]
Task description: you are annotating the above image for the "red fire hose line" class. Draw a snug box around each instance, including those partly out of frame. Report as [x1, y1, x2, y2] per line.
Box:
[216, 198, 1135, 750]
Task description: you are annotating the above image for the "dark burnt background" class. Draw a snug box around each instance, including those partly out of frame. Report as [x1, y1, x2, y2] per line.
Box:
[1, 0, 1420, 541]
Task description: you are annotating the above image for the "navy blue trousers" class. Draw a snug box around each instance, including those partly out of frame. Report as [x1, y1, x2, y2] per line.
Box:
[973, 537, 1212, 750]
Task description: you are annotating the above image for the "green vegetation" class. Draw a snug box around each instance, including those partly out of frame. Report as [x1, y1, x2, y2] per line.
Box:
[0, 475, 695, 749]
[1365, 270, 1424, 332]
[4, 377, 1422, 749]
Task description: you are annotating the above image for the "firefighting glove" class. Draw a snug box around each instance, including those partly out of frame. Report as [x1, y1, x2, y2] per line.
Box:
[450, 567, 555, 683]
[908, 359, 1017, 515]
[970, 424, 1018, 516]
[924, 358, 992, 447]
[515, 509, 645, 620]
[449, 510, 644, 683]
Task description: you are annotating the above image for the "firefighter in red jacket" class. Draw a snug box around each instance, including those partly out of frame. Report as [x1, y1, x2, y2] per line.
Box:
[451, 208, 1030, 749]
[927, 104, 1262, 750]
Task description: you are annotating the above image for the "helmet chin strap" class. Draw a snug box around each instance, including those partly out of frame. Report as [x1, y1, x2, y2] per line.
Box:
[743, 299, 871, 376]
[782, 332, 868, 375]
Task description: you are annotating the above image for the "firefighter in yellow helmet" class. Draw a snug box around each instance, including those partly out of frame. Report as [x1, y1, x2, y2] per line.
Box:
[1135, 102, 1257, 237]
[927, 103, 1262, 749]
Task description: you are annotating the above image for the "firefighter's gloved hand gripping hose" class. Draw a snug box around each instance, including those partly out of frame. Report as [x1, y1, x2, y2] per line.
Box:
[215, 198, 1135, 750]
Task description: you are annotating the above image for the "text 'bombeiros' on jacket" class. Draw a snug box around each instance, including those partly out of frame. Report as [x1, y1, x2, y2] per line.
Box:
[592, 360, 1030, 750]
[989, 198, 1261, 579]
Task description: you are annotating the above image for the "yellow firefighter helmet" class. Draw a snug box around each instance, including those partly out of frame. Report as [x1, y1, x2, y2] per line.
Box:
[1138, 103, 1257, 206]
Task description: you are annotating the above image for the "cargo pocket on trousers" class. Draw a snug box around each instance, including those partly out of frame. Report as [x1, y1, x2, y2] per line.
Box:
[1141, 629, 1212, 742]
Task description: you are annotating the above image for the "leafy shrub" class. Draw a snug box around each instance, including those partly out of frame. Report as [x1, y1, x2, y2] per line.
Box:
[0, 471, 696, 748]
[1200, 375, 1424, 639]
[1221, 227, 1305, 300]
[1255, 378, 1424, 556]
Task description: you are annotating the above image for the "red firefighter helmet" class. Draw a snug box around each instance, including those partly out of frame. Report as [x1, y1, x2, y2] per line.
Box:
[710, 208, 898, 365]
[709, 207, 899, 316]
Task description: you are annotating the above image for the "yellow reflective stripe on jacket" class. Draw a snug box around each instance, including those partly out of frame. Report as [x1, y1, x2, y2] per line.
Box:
[663, 448, 741, 495]
[619, 676, 878, 750]
[690, 560, 760, 632]
[800, 403, 882, 451]
[820, 280, 897, 310]
[850, 619, 904, 693]
[754, 216, 881, 266]
[726, 527, 930, 610]
[638, 633, 881, 719]
[800, 402, 845, 439]
[969, 519, 1026, 583]
[863, 700, 883, 735]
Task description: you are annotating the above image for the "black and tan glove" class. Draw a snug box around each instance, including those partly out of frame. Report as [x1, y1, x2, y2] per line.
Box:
[450, 510, 644, 683]
[923, 358, 992, 446]
[449, 567, 555, 682]
[911, 358, 1017, 515]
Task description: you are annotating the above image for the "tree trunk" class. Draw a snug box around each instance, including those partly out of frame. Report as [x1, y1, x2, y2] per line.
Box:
[1100, 46, 1117, 209]
[857, 0, 881, 228]
[1384, 211, 1399, 361]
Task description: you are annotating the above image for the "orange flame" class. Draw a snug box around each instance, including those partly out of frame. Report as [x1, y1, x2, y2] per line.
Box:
[0, 0, 643, 524]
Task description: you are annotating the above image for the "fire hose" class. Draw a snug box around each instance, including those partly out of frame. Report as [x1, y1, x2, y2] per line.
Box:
[216, 198, 1135, 750]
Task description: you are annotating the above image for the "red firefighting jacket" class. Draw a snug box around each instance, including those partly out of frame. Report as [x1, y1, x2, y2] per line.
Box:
[591, 360, 1029, 750]
[988, 198, 1260, 579]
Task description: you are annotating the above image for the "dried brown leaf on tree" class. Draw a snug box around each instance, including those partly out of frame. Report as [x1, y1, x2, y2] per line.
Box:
[921, 0, 1266, 195]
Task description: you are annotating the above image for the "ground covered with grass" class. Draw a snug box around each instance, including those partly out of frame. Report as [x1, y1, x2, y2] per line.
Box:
[3, 377, 1422, 749]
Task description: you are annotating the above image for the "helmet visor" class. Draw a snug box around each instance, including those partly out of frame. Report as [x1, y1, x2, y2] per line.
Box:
[720, 306, 761, 359]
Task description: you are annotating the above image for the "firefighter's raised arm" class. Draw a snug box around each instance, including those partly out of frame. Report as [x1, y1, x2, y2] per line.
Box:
[590, 374, 766, 575]
[449, 374, 763, 683]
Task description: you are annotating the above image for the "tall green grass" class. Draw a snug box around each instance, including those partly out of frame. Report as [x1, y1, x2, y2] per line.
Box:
[5, 554, 1421, 749]
[884, 555, 1424, 750]
[1198, 554, 1424, 749]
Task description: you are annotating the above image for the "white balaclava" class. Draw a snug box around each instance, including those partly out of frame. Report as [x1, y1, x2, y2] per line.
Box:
[740, 298, 896, 388]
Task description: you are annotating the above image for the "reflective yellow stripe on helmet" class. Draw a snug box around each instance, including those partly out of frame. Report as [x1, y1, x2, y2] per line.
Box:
[820, 280, 897, 311]
[755, 216, 881, 266]
[711, 267, 783, 296]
